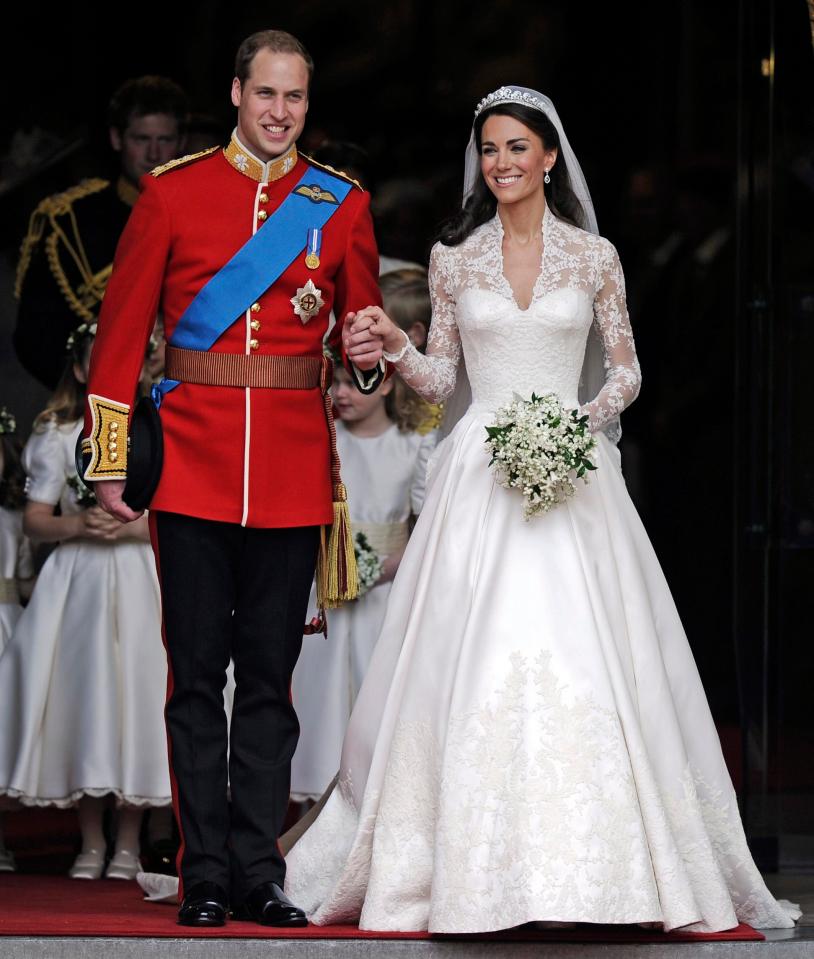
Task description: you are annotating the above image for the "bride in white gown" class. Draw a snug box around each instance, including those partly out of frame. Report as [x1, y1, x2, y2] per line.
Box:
[139, 86, 799, 933]
[281, 87, 799, 934]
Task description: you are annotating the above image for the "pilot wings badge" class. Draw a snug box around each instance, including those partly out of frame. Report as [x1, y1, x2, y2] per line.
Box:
[294, 183, 338, 204]
[291, 279, 324, 324]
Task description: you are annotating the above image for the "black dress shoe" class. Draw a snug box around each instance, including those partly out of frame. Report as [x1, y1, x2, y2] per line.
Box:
[233, 881, 307, 927]
[178, 880, 229, 927]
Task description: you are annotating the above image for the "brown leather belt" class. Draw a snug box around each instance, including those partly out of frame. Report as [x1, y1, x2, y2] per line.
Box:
[165, 346, 323, 389]
[165, 343, 353, 627]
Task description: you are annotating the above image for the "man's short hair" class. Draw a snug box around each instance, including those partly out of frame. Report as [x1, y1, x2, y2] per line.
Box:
[108, 76, 189, 134]
[234, 30, 314, 87]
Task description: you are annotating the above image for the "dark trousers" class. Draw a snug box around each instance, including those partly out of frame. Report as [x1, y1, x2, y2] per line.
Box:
[150, 511, 319, 903]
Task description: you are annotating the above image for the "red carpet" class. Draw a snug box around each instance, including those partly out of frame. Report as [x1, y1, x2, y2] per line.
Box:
[0, 875, 764, 941]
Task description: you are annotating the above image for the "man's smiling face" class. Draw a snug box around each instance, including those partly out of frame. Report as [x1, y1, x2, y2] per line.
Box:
[231, 48, 309, 162]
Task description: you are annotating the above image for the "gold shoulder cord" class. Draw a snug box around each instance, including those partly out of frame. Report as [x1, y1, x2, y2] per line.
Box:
[15, 179, 110, 320]
[150, 145, 219, 178]
[301, 154, 363, 191]
[14, 208, 46, 299]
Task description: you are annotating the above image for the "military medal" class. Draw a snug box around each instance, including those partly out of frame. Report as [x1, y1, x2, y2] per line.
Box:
[305, 228, 321, 269]
[291, 279, 324, 324]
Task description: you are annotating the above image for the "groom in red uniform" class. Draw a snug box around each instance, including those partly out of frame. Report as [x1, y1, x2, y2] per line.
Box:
[83, 31, 384, 926]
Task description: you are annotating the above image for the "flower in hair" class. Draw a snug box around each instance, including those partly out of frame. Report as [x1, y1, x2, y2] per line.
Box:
[65, 321, 98, 352]
[0, 407, 17, 435]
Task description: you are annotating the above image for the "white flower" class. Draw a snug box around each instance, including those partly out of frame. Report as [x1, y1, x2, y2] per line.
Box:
[485, 392, 597, 519]
[354, 532, 383, 597]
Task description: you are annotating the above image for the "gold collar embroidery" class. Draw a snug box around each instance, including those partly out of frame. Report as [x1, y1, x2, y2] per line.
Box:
[223, 132, 298, 183]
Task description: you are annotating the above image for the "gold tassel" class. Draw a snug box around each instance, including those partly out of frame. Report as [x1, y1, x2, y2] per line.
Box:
[316, 482, 359, 608]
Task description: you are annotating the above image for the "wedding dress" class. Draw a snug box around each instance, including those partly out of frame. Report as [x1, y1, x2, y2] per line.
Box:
[282, 207, 799, 933]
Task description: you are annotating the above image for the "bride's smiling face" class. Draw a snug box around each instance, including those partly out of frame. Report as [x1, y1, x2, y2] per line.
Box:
[479, 114, 557, 205]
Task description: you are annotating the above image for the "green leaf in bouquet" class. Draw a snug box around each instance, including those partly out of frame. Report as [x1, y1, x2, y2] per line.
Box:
[355, 531, 372, 551]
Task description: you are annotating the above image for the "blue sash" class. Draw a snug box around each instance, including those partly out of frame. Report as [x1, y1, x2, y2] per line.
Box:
[153, 165, 352, 405]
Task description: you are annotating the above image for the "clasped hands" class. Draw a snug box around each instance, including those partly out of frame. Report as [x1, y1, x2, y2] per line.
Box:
[343, 307, 406, 366]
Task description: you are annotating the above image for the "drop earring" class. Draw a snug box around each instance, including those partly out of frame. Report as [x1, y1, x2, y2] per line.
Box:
[544, 170, 551, 185]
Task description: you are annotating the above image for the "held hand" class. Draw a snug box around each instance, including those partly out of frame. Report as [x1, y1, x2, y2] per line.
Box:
[93, 480, 143, 524]
[81, 506, 130, 541]
[342, 310, 384, 371]
[375, 548, 404, 586]
[351, 306, 407, 357]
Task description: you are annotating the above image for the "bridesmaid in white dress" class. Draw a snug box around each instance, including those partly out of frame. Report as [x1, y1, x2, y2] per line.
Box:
[0, 410, 34, 655]
[0, 409, 34, 872]
[0, 327, 171, 880]
[279, 88, 800, 933]
[291, 361, 436, 801]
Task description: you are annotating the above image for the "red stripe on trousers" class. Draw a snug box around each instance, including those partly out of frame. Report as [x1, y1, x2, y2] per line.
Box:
[149, 510, 187, 904]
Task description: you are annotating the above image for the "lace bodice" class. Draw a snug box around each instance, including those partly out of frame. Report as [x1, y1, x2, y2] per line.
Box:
[391, 207, 641, 431]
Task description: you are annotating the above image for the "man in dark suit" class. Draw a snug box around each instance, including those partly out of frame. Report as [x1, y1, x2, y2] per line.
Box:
[14, 76, 188, 388]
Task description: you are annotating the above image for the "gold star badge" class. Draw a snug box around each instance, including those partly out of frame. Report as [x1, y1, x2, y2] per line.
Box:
[291, 279, 324, 324]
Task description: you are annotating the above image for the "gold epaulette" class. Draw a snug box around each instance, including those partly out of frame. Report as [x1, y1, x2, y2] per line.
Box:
[301, 154, 363, 191]
[15, 178, 110, 299]
[150, 146, 219, 177]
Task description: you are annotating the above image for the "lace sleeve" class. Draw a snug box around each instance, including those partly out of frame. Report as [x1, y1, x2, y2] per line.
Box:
[579, 239, 642, 433]
[384, 244, 461, 403]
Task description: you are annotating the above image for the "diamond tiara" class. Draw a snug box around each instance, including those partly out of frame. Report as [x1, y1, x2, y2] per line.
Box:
[474, 87, 548, 118]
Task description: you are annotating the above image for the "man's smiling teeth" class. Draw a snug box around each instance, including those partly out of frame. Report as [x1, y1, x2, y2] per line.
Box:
[264, 125, 285, 133]
[496, 175, 521, 184]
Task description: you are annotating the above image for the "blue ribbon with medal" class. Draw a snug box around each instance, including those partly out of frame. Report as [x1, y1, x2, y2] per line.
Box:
[305, 228, 321, 270]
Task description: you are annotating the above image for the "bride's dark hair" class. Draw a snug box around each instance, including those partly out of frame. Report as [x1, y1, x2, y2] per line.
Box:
[437, 103, 587, 247]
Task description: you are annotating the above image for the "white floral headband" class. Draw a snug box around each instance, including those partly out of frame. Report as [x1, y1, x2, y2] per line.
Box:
[0, 407, 17, 435]
[65, 321, 98, 352]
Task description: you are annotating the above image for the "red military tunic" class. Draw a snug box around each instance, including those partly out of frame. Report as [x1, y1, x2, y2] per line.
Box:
[84, 134, 382, 528]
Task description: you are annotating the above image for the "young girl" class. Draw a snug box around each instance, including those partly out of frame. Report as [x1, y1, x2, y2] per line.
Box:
[290, 273, 438, 803]
[0, 324, 171, 880]
[0, 407, 34, 872]
[0, 407, 34, 653]
[379, 269, 443, 437]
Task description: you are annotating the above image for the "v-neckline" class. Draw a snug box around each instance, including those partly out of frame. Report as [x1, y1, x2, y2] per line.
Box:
[494, 206, 550, 313]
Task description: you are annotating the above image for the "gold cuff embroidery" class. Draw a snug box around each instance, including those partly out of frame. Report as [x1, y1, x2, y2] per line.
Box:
[84, 394, 129, 480]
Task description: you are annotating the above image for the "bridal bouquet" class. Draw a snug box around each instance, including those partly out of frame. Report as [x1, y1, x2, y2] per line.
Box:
[354, 531, 383, 597]
[485, 392, 597, 519]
